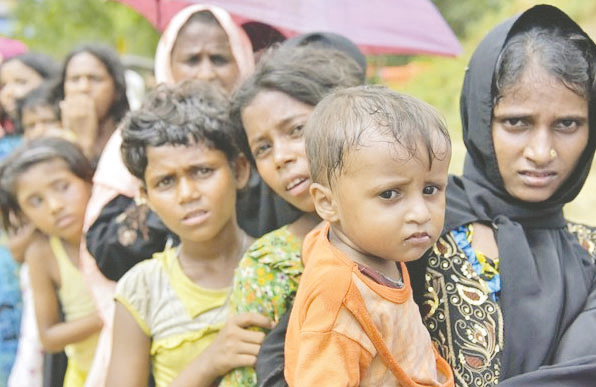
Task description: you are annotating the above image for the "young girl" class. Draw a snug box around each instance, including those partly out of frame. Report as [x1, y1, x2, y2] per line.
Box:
[219, 43, 364, 386]
[107, 81, 271, 387]
[0, 137, 102, 387]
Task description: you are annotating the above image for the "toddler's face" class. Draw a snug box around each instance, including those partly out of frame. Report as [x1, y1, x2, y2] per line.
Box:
[328, 133, 450, 266]
[16, 158, 91, 245]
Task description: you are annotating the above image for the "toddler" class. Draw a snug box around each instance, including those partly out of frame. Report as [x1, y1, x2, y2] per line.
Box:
[285, 85, 454, 386]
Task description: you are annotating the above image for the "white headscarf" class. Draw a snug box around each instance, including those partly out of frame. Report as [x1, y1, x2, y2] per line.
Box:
[154, 4, 254, 86]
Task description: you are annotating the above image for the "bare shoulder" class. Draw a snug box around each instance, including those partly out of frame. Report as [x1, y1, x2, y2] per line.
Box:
[25, 234, 60, 285]
[24, 234, 52, 264]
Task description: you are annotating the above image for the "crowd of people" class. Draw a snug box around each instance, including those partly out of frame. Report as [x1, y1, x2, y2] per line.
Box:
[0, 3, 594, 387]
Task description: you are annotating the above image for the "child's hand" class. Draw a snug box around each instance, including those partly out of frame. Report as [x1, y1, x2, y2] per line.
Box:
[6, 217, 36, 264]
[203, 313, 273, 380]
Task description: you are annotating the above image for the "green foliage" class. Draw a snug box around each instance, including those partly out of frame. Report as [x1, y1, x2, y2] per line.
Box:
[431, 0, 505, 39]
[11, 0, 159, 60]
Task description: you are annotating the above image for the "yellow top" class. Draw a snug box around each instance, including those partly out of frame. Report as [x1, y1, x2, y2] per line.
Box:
[50, 236, 99, 372]
[115, 247, 230, 387]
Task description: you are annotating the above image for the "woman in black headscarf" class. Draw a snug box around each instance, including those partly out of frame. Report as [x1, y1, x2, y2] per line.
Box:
[410, 4, 596, 386]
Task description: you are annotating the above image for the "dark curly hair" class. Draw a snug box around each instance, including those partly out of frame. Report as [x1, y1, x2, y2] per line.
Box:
[120, 80, 244, 183]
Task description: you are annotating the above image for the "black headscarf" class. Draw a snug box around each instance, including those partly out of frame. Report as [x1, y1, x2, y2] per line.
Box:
[446, 4, 596, 380]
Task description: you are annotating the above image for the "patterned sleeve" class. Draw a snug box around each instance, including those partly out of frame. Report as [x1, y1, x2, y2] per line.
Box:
[228, 229, 303, 325]
[567, 223, 596, 263]
[114, 260, 155, 336]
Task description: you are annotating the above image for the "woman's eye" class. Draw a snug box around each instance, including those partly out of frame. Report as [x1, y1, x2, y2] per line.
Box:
[28, 196, 43, 208]
[379, 190, 399, 200]
[290, 125, 304, 137]
[211, 55, 229, 66]
[504, 118, 526, 127]
[556, 119, 580, 131]
[185, 55, 200, 65]
[423, 185, 440, 195]
[252, 143, 271, 158]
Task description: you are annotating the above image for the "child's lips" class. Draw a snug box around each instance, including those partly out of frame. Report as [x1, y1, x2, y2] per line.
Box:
[181, 209, 209, 226]
[55, 214, 76, 229]
[405, 232, 431, 245]
[284, 176, 310, 196]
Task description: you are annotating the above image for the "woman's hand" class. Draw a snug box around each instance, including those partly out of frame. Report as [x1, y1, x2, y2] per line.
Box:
[171, 312, 273, 387]
[60, 94, 98, 158]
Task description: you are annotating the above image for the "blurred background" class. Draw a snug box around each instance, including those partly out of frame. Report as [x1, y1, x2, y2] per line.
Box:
[2, 0, 594, 224]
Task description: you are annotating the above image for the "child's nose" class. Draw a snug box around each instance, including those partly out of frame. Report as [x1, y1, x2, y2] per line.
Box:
[177, 176, 200, 203]
[406, 196, 432, 224]
[47, 195, 64, 214]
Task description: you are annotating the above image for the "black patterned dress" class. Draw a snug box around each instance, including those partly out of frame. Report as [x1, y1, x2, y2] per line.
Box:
[420, 223, 596, 387]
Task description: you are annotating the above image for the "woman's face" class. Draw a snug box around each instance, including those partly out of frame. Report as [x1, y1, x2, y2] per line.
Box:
[0, 60, 44, 118]
[491, 64, 589, 202]
[241, 90, 315, 212]
[170, 19, 240, 94]
[64, 52, 116, 121]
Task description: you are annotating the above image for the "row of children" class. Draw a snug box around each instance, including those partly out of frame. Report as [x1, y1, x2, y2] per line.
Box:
[1, 77, 454, 387]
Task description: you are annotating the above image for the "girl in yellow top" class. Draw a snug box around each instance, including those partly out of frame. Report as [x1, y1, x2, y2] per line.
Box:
[0, 137, 102, 387]
[107, 81, 271, 387]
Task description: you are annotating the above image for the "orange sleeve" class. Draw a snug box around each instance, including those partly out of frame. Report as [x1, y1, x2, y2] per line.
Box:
[289, 330, 372, 387]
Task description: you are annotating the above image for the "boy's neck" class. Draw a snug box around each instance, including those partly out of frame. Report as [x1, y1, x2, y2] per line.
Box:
[177, 220, 251, 288]
[327, 225, 402, 283]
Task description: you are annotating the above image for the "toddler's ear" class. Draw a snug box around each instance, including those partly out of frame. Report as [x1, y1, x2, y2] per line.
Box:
[310, 183, 339, 223]
[233, 154, 250, 190]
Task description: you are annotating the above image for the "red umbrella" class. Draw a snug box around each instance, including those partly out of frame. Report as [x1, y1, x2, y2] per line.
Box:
[0, 36, 27, 61]
[113, 0, 462, 56]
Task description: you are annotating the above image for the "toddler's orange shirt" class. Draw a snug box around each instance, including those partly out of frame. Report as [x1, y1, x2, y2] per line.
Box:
[285, 222, 453, 387]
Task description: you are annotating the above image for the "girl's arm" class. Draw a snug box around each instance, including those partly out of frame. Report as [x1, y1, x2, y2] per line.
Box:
[170, 313, 272, 387]
[106, 302, 151, 387]
[26, 238, 103, 353]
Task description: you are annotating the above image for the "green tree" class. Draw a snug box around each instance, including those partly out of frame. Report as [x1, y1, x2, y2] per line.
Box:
[11, 0, 159, 61]
[431, 0, 505, 39]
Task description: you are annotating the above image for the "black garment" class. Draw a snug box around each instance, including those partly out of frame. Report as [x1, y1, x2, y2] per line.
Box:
[255, 310, 290, 387]
[86, 169, 301, 281]
[86, 194, 172, 281]
[410, 5, 596, 386]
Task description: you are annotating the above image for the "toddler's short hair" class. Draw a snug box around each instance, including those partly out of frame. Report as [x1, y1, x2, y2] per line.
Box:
[305, 85, 450, 186]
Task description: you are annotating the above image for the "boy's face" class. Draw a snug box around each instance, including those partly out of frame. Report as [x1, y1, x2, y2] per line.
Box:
[16, 158, 91, 245]
[22, 105, 62, 140]
[142, 143, 247, 245]
[323, 133, 450, 266]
